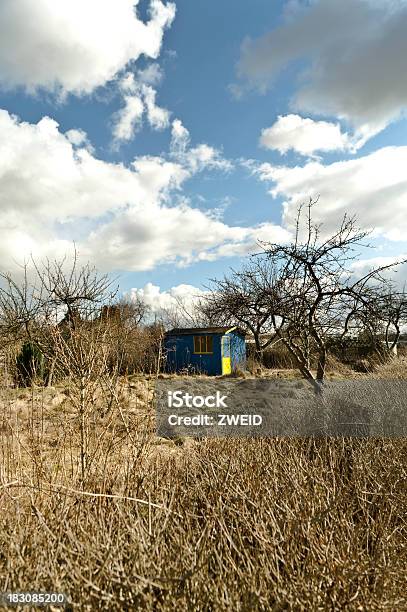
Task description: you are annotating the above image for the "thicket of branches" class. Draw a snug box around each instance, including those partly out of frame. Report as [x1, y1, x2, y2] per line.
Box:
[0, 254, 162, 480]
[0, 253, 165, 387]
[202, 200, 407, 392]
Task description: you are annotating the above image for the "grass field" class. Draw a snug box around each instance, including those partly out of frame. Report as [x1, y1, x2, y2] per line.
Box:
[0, 360, 406, 610]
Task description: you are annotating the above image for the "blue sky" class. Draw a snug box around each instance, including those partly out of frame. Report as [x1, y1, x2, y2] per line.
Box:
[0, 0, 406, 311]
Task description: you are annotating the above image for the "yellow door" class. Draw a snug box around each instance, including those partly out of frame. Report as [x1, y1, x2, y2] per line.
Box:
[221, 336, 231, 375]
[222, 357, 231, 375]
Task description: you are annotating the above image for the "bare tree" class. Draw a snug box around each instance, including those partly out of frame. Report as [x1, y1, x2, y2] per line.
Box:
[378, 289, 407, 355]
[100, 296, 149, 328]
[354, 286, 407, 356]
[202, 259, 285, 359]
[32, 249, 117, 327]
[0, 254, 121, 479]
[259, 199, 406, 392]
[157, 292, 209, 329]
[0, 264, 43, 345]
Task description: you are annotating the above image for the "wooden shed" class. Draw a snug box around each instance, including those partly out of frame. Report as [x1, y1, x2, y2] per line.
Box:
[164, 326, 246, 375]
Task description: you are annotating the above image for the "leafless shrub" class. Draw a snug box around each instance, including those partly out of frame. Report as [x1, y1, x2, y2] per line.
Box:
[204, 199, 406, 393]
[202, 258, 285, 360]
[0, 390, 405, 610]
[359, 287, 407, 357]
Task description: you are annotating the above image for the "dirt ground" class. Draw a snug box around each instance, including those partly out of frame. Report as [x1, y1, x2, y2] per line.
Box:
[0, 359, 406, 610]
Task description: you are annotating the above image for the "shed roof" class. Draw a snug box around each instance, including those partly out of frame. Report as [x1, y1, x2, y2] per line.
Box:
[165, 326, 246, 336]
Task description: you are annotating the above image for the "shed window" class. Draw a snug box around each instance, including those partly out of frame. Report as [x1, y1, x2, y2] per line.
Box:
[193, 335, 213, 354]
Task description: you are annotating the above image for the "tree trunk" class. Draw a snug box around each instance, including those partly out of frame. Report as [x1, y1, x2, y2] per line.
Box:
[316, 349, 327, 385]
[253, 334, 263, 365]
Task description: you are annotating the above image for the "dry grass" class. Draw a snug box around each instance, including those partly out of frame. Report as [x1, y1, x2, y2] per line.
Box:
[0, 372, 406, 611]
[368, 355, 407, 379]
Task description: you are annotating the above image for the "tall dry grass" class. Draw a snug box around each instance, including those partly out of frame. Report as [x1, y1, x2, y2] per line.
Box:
[0, 374, 406, 611]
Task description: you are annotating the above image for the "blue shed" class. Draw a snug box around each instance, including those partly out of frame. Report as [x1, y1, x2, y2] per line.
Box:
[164, 326, 246, 376]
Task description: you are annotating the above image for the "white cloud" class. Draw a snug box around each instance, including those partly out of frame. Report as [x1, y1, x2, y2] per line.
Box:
[170, 119, 233, 173]
[65, 129, 88, 147]
[127, 282, 211, 325]
[0, 0, 175, 96]
[260, 114, 357, 156]
[65, 128, 95, 154]
[0, 109, 288, 273]
[113, 95, 145, 142]
[128, 282, 206, 313]
[142, 85, 170, 130]
[349, 255, 407, 292]
[113, 74, 170, 142]
[119, 72, 138, 94]
[171, 119, 191, 154]
[137, 63, 164, 86]
[252, 145, 407, 240]
[84, 198, 289, 271]
[238, 0, 407, 142]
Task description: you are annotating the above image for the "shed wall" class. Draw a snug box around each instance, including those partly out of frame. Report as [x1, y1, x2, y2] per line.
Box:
[164, 330, 246, 375]
[164, 333, 222, 375]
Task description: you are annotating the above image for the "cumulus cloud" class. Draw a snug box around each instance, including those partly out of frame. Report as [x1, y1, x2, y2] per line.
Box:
[252, 145, 407, 240]
[86, 208, 290, 271]
[143, 85, 171, 130]
[137, 63, 164, 86]
[238, 0, 407, 142]
[170, 119, 233, 173]
[170, 119, 191, 154]
[65, 129, 89, 147]
[113, 73, 170, 142]
[113, 95, 145, 142]
[351, 255, 407, 287]
[260, 114, 358, 156]
[126, 282, 212, 325]
[0, 109, 288, 273]
[127, 282, 206, 313]
[0, 0, 175, 96]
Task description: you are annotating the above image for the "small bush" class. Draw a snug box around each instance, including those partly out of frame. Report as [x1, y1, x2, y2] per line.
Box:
[15, 341, 45, 387]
